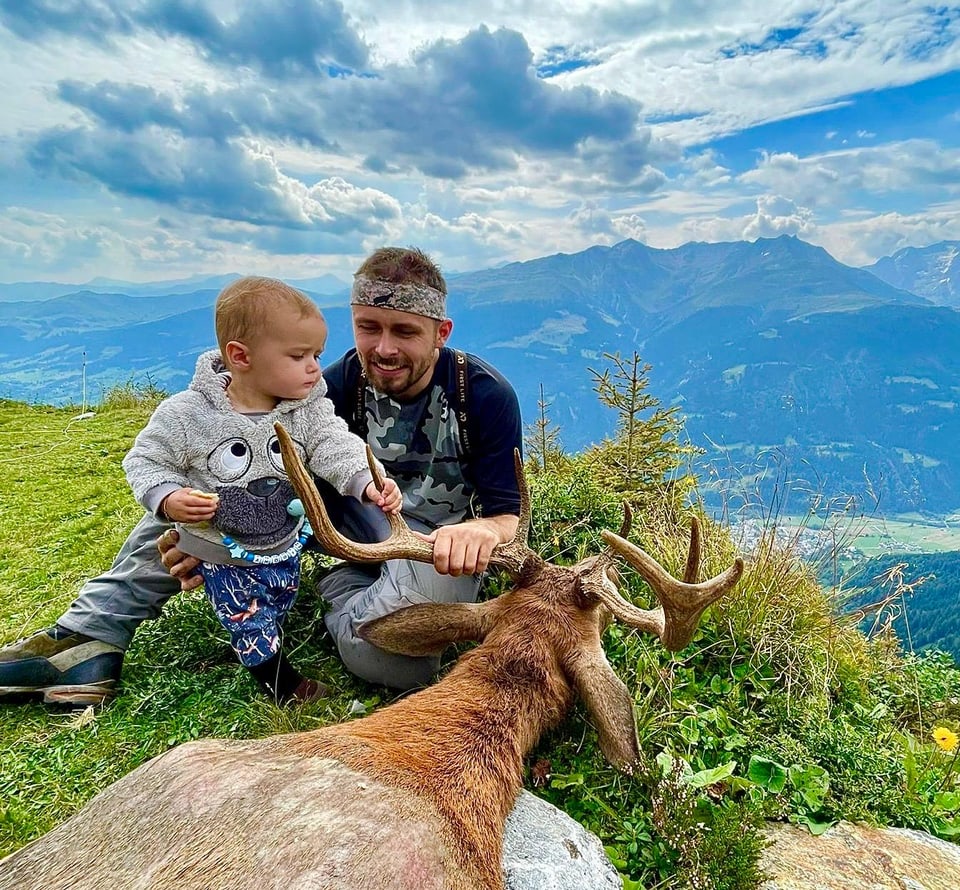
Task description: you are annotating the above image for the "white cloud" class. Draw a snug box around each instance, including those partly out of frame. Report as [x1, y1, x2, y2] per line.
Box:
[742, 194, 817, 240]
[0, 1, 958, 281]
[610, 213, 648, 241]
[453, 184, 537, 205]
[682, 148, 733, 187]
[0, 205, 224, 281]
[568, 201, 616, 236]
[742, 141, 960, 207]
[390, 209, 527, 272]
[817, 207, 960, 266]
[556, 2, 960, 144]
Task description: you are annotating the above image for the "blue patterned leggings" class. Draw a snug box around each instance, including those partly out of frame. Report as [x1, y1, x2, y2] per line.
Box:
[200, 558, 301, 667]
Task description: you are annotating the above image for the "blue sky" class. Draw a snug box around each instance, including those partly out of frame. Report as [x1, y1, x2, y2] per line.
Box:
[0, 0, 958, 283]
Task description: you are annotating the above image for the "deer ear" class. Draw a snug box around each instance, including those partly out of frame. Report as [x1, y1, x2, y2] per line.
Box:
[358, 601, 495, 657]
[569, 641, 640, 773]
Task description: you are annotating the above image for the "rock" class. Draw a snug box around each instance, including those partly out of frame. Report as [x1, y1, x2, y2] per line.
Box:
[502, 791, 621, 890]
[761, 820, 960, 889]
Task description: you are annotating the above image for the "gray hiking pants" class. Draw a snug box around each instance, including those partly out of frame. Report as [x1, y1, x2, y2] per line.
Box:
[318, 505, 482, 689]
[320, 559, 479, 688]
[57, 511, 179, 648]
[56, 499, 481, 690]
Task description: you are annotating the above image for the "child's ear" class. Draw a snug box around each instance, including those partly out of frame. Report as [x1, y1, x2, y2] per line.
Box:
[224, 340, 252, 369]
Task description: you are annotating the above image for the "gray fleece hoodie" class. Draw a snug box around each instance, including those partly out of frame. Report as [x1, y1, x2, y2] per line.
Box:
[123, 349, 378, 566]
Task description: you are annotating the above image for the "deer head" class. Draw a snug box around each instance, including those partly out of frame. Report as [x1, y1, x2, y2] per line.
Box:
[275, 423, 744, 772]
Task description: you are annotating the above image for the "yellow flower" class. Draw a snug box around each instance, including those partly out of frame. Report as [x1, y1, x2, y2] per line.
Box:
[933, 727, 959, 753]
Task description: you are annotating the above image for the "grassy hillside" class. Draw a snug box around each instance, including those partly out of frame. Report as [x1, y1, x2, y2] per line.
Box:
[1, 396, 959, 888]
[0, 397, 361, 851]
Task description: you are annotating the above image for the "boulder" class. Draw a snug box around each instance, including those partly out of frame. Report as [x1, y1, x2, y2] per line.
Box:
[761, 820, 960, 889]
[503, 791, 621, 890]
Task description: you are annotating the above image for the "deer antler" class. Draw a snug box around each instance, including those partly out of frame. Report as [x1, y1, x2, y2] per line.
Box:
[274, 424, 541, 580]
[276, 422, 432, 563]
[582, 517, 744, 651]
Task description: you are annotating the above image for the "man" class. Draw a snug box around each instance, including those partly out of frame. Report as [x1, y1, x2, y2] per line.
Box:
[0, 247, 522, 704]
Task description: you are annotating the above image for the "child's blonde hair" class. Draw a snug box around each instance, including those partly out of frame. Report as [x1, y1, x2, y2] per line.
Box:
[215, 276, 321, 353]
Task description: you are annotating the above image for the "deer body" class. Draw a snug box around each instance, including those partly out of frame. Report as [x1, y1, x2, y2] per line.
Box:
[0, 738, 465, 890]
[0, 435, 743, 890]
[295, 573, 584, 887]
[0, 578, 585, 890]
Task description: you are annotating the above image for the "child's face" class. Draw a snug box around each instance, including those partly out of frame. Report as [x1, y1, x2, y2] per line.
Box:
[246, 307, 328, 402]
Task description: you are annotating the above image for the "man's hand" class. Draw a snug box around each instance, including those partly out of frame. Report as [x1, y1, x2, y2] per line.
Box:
[414, 514, 519, 576]
[157, 528, 204, 592]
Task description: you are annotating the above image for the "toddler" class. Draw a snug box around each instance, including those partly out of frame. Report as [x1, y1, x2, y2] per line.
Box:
[123, 276, 401, 703]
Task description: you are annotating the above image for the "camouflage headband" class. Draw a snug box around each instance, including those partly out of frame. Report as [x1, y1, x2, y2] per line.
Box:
[350, 275, 446, 320]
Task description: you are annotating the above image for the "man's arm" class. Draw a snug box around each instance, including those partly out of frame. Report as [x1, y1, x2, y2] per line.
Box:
[461, 356, 523, 519]
[161, 509, 516, 583]
[418, 354, 523, 576]
[415, 513, 520, 577]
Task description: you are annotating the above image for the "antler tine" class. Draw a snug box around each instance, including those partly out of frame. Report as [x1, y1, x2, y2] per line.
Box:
[485, 448, 543, 581]
[277, 430, 542, 580]
[274, 423, 435, 565]
[582, 501, 633, 579]
[683, 515, 701, 583]
[618, 501, 633, 540]
[513, 449, 532, 545]
[592, 520, 744, 651]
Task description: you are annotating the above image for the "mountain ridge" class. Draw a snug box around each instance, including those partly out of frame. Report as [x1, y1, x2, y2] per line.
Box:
[3, 235, 959, 515]
[0, 272, 351, 304]
[864, 241, 960, 307]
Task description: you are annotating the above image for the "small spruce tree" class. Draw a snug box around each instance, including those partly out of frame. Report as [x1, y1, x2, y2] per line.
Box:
[524, 383, 565, 475]
[585, 351, 700, 512]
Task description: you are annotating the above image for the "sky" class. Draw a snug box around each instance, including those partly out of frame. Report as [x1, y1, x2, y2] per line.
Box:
[0, 0, 958, 284]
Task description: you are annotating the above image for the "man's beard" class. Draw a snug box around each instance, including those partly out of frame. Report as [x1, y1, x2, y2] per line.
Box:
[363, 353, 432, 399]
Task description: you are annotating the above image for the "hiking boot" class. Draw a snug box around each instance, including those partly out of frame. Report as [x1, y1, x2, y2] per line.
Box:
[0, 626, 124, 705]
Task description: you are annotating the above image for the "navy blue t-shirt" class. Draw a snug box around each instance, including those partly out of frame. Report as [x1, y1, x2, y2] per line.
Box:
[323, 347, 522, 528]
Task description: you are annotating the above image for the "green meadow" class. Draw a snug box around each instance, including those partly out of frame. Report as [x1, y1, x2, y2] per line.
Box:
[2, 390, 959, 889]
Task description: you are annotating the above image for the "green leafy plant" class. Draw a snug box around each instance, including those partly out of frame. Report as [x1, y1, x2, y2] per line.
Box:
[890, 726, 960, 838]
[97, 377, 167, 410]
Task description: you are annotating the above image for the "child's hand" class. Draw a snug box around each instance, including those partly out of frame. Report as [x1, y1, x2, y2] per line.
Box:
[365, 478, 402, 514]
[162, 487, 220, 523]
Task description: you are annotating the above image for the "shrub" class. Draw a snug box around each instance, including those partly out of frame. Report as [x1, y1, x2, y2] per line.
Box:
[97, 378, 167, 411]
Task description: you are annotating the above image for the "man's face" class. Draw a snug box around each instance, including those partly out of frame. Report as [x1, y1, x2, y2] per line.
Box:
[352, 304, 452, 401]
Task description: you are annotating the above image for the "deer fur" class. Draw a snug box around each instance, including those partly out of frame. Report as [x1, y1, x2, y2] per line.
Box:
[0, 432, 743, 890]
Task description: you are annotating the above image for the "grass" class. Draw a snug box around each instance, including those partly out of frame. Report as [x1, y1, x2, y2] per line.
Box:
[0, 402, 149, 631]
[2, 394, 959, 888]
[0, 397, 381, 857]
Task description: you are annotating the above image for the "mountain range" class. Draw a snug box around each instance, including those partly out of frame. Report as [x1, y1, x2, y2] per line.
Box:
[3, 236, 960, 516]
